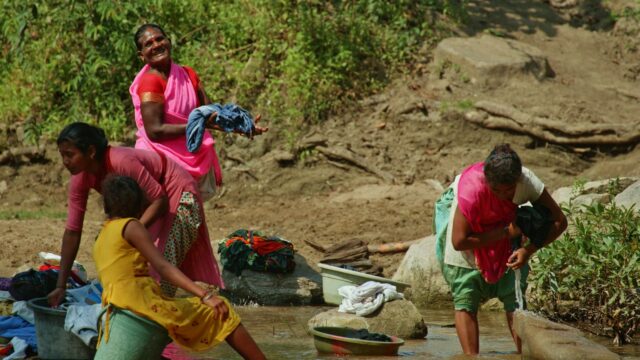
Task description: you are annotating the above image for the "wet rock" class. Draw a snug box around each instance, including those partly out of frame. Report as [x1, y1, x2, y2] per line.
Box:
[392, 235, 451, 306]
[220, 253, 322, 306]
[307, 299, 428, 339]
[514, 310, 620, 360]
[433, 35, 552, 89]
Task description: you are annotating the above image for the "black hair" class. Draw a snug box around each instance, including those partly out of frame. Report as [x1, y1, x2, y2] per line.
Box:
[484, 144, 522, 185]
[102, 175, 145, 219]
[134, 23, 168, 50]
[57, 122, 108, 161]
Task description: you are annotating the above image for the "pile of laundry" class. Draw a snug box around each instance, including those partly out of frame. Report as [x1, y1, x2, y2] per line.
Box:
[218, 229, 296, 276]
[0, 252, 103, 359]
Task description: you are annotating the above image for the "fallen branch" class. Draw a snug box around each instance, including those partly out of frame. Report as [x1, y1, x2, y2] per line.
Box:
[367, 240, 420, 254]
[467, 101, 640, 146]
[316, 146, 395, 183]
[303, 239, 327, 253]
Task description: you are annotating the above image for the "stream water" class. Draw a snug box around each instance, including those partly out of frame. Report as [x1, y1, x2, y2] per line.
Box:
[172, 307, 639, 360]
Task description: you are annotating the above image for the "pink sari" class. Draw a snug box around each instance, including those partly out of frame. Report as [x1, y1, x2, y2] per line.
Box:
[130, 62, 221, 184]
[457, 162, 516, 283]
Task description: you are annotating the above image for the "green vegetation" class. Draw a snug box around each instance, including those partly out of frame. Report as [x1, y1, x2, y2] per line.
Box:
[0, 0, 465, 144]
[529, 180, 640, 345]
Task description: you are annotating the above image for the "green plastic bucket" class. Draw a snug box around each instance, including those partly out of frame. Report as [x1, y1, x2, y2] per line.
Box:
[27, 297, 96, 360]
[94, 306, 171, 360]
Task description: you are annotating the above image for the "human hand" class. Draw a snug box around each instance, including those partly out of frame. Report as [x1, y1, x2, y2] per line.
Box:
[47, 288, 66, 308]
[205, 112, 219, 129]
[250, 114, 269, 139]
[203, 295, 229, 321]
[506, 247, 531, 270]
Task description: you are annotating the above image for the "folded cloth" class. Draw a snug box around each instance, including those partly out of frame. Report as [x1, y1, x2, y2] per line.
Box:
[338, 281, 404, 317]
[64, 304, 102, 346]
[187, 103, 255, 153]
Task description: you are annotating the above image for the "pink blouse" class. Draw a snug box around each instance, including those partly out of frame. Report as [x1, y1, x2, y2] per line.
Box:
[65, 146, 197, 232]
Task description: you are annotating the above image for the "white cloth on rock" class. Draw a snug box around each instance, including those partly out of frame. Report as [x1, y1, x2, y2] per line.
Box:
[338, 281, 404, 316]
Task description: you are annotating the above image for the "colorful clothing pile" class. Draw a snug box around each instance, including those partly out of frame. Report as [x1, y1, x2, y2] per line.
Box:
[218, 230, 295, 276]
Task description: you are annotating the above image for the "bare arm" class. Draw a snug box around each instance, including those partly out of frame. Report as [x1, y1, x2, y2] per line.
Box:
[124, 219, 207, 298]
[527, 189, 567, 251]
[507, 188, 568, 269]
[140, 102, 187, 140]
[138, 196, 169, 228]
[47, 229, 82, 306]
[451, 207, 520, 251]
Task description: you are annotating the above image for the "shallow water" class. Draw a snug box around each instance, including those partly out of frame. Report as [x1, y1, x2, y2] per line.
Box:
[176, 307, 639, 360]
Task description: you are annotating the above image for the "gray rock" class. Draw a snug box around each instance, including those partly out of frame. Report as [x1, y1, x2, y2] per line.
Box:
[220, 253, 322, 306]
[392, 235, 451, 307]
[615, 180, 640, 210]
[551, 177, 638, 206]
[307, 299, 428, 339]
[433, 35, 552, 88]
[514, 311, 619, 360]
[571, 193, 611, 207]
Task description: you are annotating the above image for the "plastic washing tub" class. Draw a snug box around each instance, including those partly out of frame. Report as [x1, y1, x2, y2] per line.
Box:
[311, 326, 404, 355]
[94, 306, 171, 360]
[318, 263, 410, 305]
[27, 297, 96, 360]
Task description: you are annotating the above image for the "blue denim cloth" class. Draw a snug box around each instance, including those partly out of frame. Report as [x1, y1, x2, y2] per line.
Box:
[186, 103, 255, 153]
[0, 315, 37, 350]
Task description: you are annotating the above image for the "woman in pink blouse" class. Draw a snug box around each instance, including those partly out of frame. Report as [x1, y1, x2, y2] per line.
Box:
[48, 122, 223, 306]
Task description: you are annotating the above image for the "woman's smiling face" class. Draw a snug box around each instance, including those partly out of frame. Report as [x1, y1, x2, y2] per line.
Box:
[137, 27, 172, 68]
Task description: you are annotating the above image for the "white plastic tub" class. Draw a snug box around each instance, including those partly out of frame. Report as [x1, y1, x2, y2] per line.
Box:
[318, 263, 410, 305]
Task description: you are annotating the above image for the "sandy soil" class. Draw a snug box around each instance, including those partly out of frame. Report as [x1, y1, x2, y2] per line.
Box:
[0, 0, 638, 282]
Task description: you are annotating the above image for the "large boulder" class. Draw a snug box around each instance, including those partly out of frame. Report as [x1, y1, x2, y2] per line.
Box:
[514, 311, 619, 360]
[392, 235, 451, 307]
[433, 35, 552, 88]
[615, 180, 640, 210]
[307, 299, 428, 339]
[220, 253, 323, 305]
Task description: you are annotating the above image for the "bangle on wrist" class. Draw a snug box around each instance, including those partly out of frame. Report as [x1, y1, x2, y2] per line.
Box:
[200, 291, 214, 303]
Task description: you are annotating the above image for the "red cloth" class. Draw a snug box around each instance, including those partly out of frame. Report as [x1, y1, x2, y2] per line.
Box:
[225, 235, 289, 256]
[457, 162, 516, 283]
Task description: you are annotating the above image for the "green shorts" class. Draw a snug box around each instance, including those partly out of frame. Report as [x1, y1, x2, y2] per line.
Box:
[442, 263, 529, 313]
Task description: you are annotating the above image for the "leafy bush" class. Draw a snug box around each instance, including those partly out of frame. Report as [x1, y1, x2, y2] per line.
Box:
[529, 182, 640, 345]
[0, 0, 464, 144]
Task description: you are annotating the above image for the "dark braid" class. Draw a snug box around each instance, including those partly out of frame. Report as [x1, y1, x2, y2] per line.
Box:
[484, 144, 522, 185]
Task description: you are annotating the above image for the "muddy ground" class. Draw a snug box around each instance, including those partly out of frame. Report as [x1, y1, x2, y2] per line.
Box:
[1, 1, 639, 285]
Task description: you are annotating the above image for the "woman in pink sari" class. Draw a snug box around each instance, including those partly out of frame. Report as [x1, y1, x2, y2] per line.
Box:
[434, 144, 567, 355]
[130, 24, 266, 200]
[48, 122, 223, 307]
